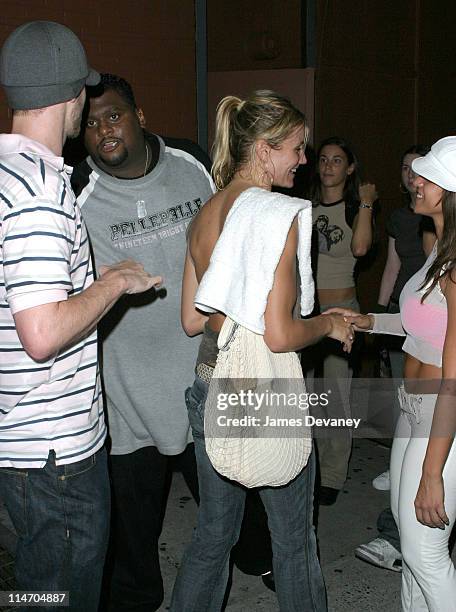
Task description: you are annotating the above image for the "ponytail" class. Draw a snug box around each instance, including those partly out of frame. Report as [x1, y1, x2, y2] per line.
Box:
[211, 90, 307, 191]
[211, 96, 242, 190]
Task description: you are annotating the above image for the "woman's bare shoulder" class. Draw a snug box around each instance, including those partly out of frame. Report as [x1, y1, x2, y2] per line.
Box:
[192, 186, 244, 234]
[190, 192, 222, 235]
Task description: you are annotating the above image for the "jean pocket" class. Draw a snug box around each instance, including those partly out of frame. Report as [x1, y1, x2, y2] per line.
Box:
[0, 467, 27, 477]
[60, 452, 97, 480]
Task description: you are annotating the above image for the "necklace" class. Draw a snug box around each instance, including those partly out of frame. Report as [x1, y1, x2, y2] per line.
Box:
[143, 142, 150, 176]
[136, 143, 150, 219]
[320, 197, 344, 206]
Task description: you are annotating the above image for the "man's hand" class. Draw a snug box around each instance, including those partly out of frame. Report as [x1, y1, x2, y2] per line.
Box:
[14, 260, 163, 361]
[99, 260, 162, 295]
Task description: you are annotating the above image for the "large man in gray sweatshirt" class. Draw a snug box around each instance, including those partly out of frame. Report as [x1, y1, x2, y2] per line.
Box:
[72, 73, 214, 612]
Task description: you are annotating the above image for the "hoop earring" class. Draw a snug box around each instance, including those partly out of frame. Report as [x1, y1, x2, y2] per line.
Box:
[267, 158, 275, 188]
[260, 169, 273, 187]
[399, 182, 409, 195]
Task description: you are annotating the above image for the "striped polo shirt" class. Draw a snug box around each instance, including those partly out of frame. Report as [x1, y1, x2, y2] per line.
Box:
[0, 134, 106, 468]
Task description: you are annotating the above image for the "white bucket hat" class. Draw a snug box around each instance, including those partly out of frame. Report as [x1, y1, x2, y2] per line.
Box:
[412, 136, 456, 191]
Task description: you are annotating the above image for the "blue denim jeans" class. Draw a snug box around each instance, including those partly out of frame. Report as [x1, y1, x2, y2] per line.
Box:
[170, 377, 327, 612]
[0, 447, 110, 612]
[377, 507, 401, 552]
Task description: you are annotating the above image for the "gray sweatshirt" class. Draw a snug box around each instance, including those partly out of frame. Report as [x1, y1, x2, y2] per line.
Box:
[74, 135, 214, 455]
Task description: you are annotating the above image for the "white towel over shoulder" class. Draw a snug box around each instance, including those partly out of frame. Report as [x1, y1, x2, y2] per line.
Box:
[194, 186, 314, 334]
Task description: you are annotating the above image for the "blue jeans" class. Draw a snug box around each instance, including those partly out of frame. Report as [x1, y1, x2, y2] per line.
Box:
[170, 378, 327, 612]
[0, 447, 110, 612]
[377, 507, 401, 552]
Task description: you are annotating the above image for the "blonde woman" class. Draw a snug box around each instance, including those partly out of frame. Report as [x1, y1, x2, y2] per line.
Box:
[170, 91, 354, 611]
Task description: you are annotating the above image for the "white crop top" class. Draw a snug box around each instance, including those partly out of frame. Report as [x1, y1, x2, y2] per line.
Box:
[372, 246, 447, 368]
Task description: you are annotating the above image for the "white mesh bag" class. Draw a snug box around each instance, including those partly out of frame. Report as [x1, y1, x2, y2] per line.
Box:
[204, 316, 312, 488]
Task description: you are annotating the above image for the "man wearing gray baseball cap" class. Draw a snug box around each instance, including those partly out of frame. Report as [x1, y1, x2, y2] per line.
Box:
[0, 21, 162, 611]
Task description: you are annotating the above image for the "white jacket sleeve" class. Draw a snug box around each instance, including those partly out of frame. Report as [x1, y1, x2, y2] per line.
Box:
[368, 313, 405, 337]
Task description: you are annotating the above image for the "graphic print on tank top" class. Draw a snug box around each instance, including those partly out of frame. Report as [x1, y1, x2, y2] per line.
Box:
[313, 214, 345, 253]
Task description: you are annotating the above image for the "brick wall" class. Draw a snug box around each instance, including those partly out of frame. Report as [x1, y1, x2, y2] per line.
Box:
[0, 1, 198, 139]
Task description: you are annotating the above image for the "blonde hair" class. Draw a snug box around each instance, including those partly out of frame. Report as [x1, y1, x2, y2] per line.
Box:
[211, 90, 308, 190]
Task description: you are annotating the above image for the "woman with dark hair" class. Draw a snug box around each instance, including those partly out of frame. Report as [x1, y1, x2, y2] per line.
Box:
[373, 145, 435, 484]
[356, 144, 436, 572]
[310, 136, 377, 504]
[377, 145, 435, 376]
[170, 91, 355, 611]
[331, 136, 456, 610]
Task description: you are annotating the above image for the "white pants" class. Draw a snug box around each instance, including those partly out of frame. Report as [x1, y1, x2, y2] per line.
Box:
[390, 387, 456, 611]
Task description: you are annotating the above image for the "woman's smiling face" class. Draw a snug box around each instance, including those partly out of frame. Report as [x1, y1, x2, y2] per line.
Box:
[413, 174, 444, 217]
[268, 125, 307, 188]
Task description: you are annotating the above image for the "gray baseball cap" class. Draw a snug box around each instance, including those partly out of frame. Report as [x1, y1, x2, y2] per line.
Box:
[0, 21, 100, 110]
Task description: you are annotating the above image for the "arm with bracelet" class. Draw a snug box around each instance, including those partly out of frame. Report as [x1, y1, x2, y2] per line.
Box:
[350, 182, 377, 256]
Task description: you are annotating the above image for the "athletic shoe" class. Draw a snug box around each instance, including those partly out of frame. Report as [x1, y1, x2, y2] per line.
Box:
[355, 537, 402, 572]
[372, 469, 390, 490]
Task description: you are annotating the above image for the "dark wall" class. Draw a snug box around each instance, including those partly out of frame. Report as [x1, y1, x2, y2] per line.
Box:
[207, 0, 456, 310]
[417, 1, 456, 144]
[0, 1, 198, 139]
[207, 0, 302, 71]
[2, 2, 455, 309]
[315, 0, 456, 310]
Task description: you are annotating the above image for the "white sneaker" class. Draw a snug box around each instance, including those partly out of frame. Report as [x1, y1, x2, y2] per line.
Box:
[355, 537, 402, 572]
[372, 469, 390, 490]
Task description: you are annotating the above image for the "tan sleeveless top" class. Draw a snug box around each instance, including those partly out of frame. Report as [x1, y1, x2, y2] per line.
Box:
[312, 202, 356, 289]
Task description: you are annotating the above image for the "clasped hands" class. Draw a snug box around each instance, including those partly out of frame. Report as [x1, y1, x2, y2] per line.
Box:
[321, 306, 369, 353]
[323, 307, 373, 333]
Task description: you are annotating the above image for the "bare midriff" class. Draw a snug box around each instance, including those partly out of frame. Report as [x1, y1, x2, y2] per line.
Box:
[318, 286, 356, 306]
[207, 312, 226, 334]
[403, 353, 442, 394]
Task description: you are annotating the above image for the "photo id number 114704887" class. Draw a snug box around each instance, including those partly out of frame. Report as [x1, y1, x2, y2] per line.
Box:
[0, 591, 68, 607]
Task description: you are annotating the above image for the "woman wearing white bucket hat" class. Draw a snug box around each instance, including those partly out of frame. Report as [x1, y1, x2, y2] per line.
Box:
[328, 136, 456, 611]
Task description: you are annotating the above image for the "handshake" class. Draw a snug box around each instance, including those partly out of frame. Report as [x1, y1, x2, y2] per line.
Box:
[321, 308, 374, 353]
